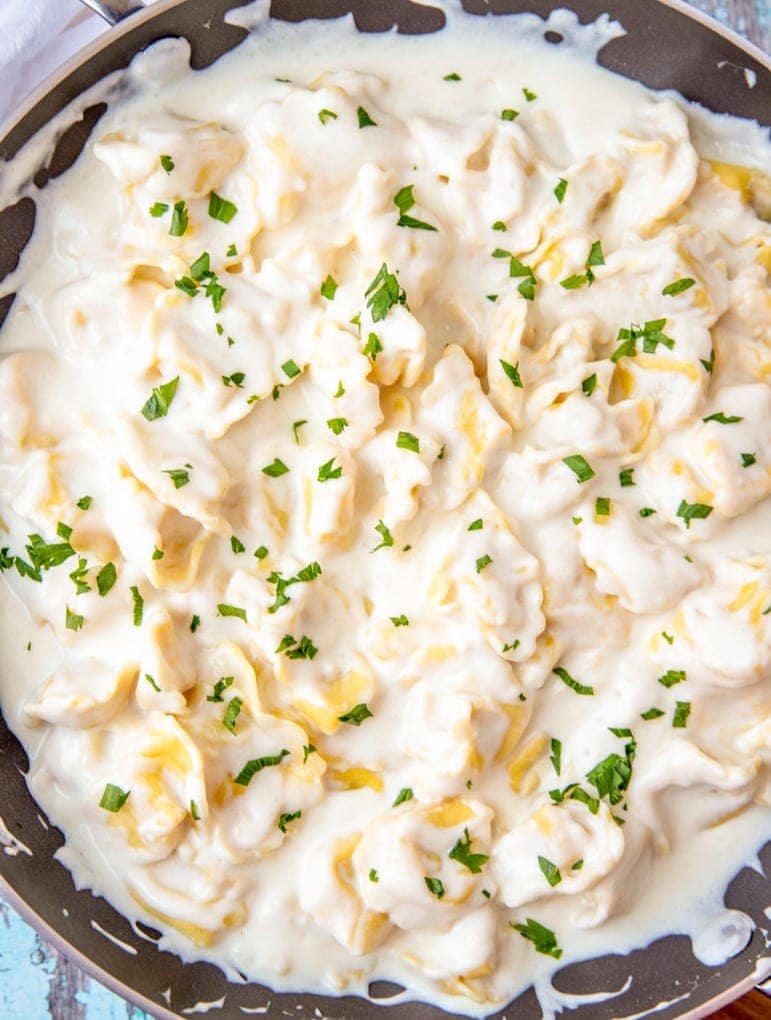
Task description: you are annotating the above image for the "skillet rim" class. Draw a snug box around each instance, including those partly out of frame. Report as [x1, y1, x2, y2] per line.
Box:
[0, 2, 769, 1018]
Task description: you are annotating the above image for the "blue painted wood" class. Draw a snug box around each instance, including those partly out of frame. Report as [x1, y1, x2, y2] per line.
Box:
[0, 1, 766, 1016]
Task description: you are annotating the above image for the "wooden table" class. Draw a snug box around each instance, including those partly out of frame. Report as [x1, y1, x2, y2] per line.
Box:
[0, 0, 768, 1017]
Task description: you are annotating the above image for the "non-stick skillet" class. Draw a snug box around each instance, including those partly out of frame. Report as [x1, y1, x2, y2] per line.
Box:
[0, 2, 769, 1017]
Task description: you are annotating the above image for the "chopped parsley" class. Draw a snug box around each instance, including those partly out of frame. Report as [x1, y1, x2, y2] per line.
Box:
[234, 748, 290, 787]
[318, 458, 343, 482]
[639, 507, 656, 518]
[701, 349, 715, 374]
[553, 666, 594, 696]
[318, 109, 338, 124]
[230, 536, 245, 554]
[357, 106, 377, 128]
[278, 810, 302, 833]
[334, 380, 345, 398]
[190, 800, 201, 820]
[276, 634, 318, 660]
[69, 559, 89, 595]
[207, 676, 234, 703]
[741, 452, 757, 467]
[363, 332, 383, 360]
[549, 783, 599, 814]
[163, 466, 191, 489]
[208, 191, 238, 224]
[369, 868, 379, 882]
[449, 828, 488, 873]
[500, 359, 523, 388]
[538, 855, 562, 887]
[96, 563, 117, 596]
[702, 411, 743, 425]
[611, 318, 674, 361]
[141, 376, 179, 421]
[510, 918, 562, 959]
[554, 178, 568, 203]
[509, 256, 537, 301]
[393, 787, 414, 807]
[326, 417, 348, 435]
[658, 669, 686, 688]
[550, 737, 562, 776]
[282, 359, 302, 379]
[149, 201, 169, 218]
[523, 87, 537, 102]
[673, 701, 691, 728]
[159, 154, 174, 173]
[444, 72, 461, 81]
[641, 707, 665, 720]
[65, 606, 85, 631]
[365, 262, 407, 322]
[320, 274, 338, 299]
[676, 499, 713, 528]
[581, 373, 597, 396]
[302, 744, 316, 763]
[393, 184, 438, 232]
[217, 603, 247, 622]
[595, 497, 611, 517]
[292, 419, 307, 444]
[76, 496, 92, 511]
[169, 200, 188, 237]
[562, 454, 595, 483]
[254, 545, 269, 560]
[662, 277, 695, 297]
[586, 749, 633, 805]
[222, 696, 243, 734]
[222, 371, 245, 388]
[476, 554, 493, 573]
[262, 458, 289, 477]
[391, 614, 410, 627]
[468, 519, 483, 532]
[493, 220, 507, 231]
[424, 877, 445, 899]
[396, 431, 420, 454]
[619, 467, 635, 487]
[338, 703, 373, 726]
[130, 586, 144, 626]
[561, 240, 605, 290]
[501, 108, 519, 121]
[100, 783, 130, 813]
[372, 519, 394, 552]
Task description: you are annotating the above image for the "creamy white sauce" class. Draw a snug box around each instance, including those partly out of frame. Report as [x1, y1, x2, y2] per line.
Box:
[0, 4, 769, 1017]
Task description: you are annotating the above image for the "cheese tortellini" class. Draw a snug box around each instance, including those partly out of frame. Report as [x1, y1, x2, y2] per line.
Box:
[0, 12, 768, 1016]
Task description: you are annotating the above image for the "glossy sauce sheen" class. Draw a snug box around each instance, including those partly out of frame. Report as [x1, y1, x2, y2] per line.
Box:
[0, 5, 769, 1016]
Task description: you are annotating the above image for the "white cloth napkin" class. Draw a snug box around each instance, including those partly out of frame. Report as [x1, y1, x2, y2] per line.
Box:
[0, 0, 151, 128]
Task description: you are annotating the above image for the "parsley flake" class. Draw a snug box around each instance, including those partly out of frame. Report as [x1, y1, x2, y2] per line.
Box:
[538, 855, 562, 887]
[208, 191, 238, 224]
[500, 359, 523, 388]
[338, 703, 372, 726]
[553, 666, 594, 696]
[449, 828, 488, 873]
[511, 918, 562, 959]
[562, 454, 595, 483]
[662, 277, 695, 297]
[100, 783, 130, 812]
[141, 376, 179, 421]
[396, 431, 420, 454]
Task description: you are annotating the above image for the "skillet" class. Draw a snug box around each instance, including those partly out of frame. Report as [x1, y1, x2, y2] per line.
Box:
[0, 2, 769, 1017]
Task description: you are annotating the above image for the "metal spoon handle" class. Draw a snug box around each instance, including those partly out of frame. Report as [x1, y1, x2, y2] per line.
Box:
[77, 0, 145, 25]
